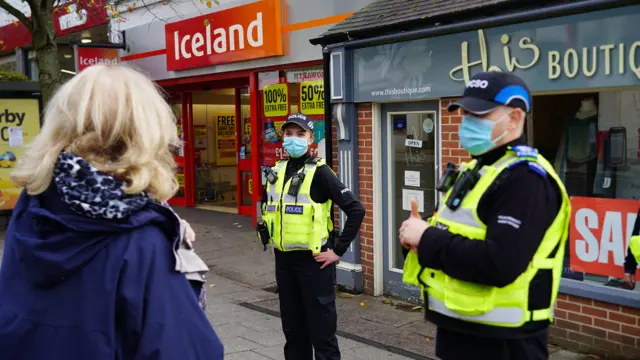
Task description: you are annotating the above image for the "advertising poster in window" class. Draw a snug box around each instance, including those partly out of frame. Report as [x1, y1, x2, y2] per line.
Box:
[194, 126, 207, 150]
[215, 111, 236, 166]
[0, 99, 41, 210]
[261, 120, 325, 167]
[570, 196, 640, 278]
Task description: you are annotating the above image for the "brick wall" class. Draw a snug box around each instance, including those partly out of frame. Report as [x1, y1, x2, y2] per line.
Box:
[357, 103, 374, 294]
[440, 98, 470, 167]
[552, 294, 640, 359]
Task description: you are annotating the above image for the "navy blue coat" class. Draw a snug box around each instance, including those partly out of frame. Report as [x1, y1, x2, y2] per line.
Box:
[0, 188, 224, 359]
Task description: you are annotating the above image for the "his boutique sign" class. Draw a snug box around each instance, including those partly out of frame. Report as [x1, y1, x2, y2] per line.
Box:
[351, 5, 640, 102]
[165, 0, 283, 71]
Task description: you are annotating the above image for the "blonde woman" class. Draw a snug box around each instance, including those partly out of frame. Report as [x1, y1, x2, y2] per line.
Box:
[0, 65, 223, 360]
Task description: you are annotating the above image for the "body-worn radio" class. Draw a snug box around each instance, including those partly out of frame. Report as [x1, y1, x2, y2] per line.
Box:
[445, 161, 483, 210]
[256, 220, 271, 251]
[287, 173, 305, 197]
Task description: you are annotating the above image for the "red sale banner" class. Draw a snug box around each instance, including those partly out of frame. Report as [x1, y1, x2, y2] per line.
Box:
[570, 196, 640, 278]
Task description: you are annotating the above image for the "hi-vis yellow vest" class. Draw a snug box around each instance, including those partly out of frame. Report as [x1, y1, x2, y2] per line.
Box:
[403, 145, 571, 328]
[261, 158, 333, 254]
[629, 235, 640, 263]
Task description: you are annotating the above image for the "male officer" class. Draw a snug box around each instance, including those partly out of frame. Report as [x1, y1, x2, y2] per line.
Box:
[260, 113, 365, 360]
[399, 72, 571, 360]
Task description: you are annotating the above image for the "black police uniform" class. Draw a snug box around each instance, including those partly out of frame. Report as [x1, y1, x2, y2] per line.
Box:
[265, 153, 365, 360]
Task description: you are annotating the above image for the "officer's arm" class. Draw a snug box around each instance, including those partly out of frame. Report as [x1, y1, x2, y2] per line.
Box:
[416, 164, 561, 287]
[624, 209, 640, 274]
[312, 165, 366, 256]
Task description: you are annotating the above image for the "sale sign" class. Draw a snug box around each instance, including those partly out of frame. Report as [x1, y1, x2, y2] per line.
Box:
[165, 0, 283, 71]
[76, 47, 119, 72]
[263, 83, 289, 117]
[299, 80, 324, 115]
[570, 196, 640, 277]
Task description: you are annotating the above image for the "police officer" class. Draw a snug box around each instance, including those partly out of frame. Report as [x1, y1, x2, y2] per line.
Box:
[260, 113, 365, 360]
[399, 72, 571, 360]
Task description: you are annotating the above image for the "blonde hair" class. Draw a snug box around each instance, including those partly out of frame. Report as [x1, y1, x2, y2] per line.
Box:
[11, 65, 180, 202]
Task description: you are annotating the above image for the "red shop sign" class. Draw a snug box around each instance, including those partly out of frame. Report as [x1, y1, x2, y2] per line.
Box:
[164, 0, 283, 71]
[570, 196, 640, 278]
[76, 47, 119, 72]
[0, 0, 109, 55]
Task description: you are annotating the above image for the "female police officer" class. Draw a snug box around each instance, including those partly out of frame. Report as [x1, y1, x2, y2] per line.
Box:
[260, 113, 365, 360]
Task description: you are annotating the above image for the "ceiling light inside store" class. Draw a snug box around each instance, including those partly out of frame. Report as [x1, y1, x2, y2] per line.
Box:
[81, 38, 92, 43]
[64, 54, 72, 58]
[61, 69, 76, 75]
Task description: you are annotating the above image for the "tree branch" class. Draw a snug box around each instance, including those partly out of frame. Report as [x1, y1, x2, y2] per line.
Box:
[0, 0, 33, 31]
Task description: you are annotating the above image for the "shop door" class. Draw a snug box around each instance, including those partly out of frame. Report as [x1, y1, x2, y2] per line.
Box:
[381, 101, 441, 300]
[236, 87, 253, 216]
[169, 92, 195, 208]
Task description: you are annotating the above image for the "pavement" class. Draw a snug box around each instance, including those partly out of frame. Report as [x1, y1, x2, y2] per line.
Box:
[0, 207, 598, 359]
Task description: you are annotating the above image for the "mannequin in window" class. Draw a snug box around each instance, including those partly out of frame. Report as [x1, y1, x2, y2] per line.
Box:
[561, 98, 599, 197]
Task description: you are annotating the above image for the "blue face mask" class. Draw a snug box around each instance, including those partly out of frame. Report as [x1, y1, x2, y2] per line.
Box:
[283, 137, 309, 158]
[458, 114, 509, 156]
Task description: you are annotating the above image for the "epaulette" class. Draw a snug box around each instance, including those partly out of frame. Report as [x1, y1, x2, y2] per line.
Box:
[308, 157, 322, 164]
[506, 145, 547, 178]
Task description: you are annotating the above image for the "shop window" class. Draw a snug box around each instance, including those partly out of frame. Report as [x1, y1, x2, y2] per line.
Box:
[260, 66, 325, 168]
[532, 89, 640, 294]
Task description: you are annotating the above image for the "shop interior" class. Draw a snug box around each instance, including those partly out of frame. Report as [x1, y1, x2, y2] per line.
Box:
[531, 88, 640, 291]
[189, 88, 251, 213]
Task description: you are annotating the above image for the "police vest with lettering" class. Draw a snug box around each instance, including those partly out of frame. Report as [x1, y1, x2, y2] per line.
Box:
[262, 158, 333, 253]
[403, 145, 571, 328]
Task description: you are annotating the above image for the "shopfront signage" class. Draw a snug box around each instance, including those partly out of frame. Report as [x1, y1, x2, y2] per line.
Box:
[263, 83, 289, 117]
[286, 69, 324, 83]
[299, 80, 324, 115]
[76, 47, 119, 72]
[59, 3, 88, 31]
[570, 196, 640, 278]
[0, 0, 109, 55]
[165, 0, 283, 71]
[351, 5, 640, 102]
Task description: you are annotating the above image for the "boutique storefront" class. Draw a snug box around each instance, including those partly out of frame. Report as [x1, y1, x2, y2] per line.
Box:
[114, 0, 369, 223]
[315, 1, 640, 358]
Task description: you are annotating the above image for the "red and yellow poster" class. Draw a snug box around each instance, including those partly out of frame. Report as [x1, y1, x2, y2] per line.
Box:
[570, 196, 640, 277]
[0, 99, 41, 210]
[215, 111, 236, 165]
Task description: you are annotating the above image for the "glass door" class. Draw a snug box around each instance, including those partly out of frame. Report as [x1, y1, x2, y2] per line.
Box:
[381, 101, 441, 300]
[237, 87, 253, 216]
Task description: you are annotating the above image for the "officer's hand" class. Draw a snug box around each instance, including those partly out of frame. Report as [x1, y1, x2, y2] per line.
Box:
[314, 249, 340, 269]
[399, 200, 428, 249]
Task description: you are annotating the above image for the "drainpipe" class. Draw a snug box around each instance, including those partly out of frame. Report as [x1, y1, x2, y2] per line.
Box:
[320, 0, 636, 50]
[323, 47, 333, 171]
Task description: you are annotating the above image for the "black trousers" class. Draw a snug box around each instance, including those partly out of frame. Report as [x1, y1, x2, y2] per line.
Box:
[275, 249, 340, 360]
[435, 327, 549, 360]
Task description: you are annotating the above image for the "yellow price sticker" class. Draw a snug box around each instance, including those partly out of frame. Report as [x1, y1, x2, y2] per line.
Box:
[176, 173, 185, 188]
[263, 83, 289, 117]
[299, 80, 324, 115]
[248, 179, 253, 195]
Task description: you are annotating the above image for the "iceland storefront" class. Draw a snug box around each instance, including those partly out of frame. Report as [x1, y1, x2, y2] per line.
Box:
[316, 1, 640, 358]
